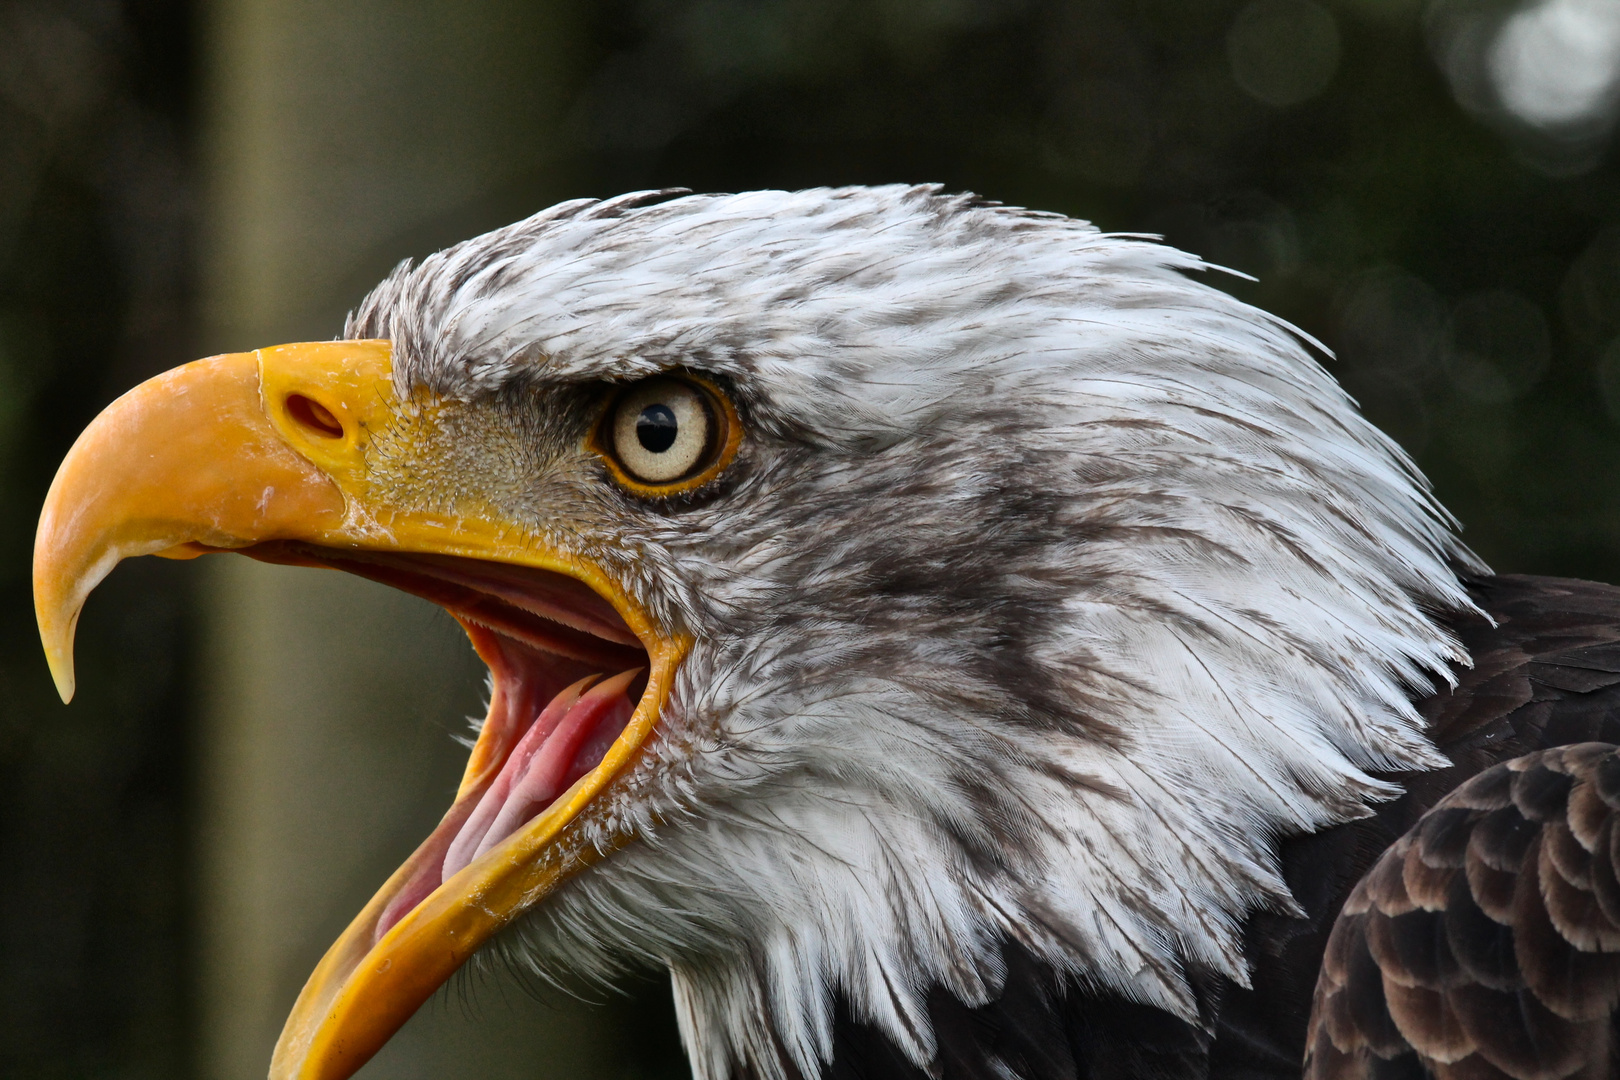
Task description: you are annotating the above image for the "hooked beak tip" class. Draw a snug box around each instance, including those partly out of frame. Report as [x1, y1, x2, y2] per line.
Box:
[49, 652, 76, 704]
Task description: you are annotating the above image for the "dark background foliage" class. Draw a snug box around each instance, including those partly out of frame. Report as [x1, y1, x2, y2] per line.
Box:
[0, 2, 194, 1076]
[4, 0, 1619, 1074]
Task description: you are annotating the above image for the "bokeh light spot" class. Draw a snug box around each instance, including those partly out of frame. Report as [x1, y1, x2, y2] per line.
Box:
[1489, 0, 1620, 129]
[1561, 226, 1620, 346]
[1443, 290, 1551, 403]
[1595, 337, 1620, 425]
[1040, 78, 1155, 186]
[1336, 266, 1447, 379]
[1227, 0, 1342, 107]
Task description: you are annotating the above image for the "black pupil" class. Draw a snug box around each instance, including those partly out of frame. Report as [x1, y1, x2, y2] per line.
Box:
[636, 403, 679, 453]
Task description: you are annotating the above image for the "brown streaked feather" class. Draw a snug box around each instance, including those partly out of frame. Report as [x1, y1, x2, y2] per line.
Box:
[1304, 744, 1620, 1080]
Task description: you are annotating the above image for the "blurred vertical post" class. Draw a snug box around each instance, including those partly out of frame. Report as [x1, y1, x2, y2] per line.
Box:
[193, 3, 611, 1077]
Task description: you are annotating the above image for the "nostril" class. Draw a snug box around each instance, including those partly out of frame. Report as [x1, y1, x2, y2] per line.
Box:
[286, 394, 344, 438]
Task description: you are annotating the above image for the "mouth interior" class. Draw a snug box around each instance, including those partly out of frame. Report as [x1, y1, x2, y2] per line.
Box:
[252, 542, 650, 942]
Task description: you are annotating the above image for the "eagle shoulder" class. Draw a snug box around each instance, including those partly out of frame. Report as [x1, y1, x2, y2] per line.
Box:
[1304, 742, 1620, 1080]
[1163, 574, 1620, 1080]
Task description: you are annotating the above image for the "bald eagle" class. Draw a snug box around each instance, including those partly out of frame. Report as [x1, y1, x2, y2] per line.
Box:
[33, 187, 1620, 1080]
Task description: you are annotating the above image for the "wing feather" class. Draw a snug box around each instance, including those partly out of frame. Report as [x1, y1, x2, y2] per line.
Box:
[1305, 744, 1620, 1080]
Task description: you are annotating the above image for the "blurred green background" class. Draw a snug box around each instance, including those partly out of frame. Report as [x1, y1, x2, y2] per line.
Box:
[4, 0, 1620, 1076]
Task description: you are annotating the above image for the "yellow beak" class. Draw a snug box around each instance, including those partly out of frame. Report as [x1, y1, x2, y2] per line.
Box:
[33, 341, 687, 1080]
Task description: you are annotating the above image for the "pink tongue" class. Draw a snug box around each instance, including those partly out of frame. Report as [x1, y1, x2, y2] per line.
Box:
[440, 669, 639, 883]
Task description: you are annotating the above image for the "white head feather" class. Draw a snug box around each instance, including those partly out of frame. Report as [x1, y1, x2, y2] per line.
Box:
[349, 185, 1480, 1080]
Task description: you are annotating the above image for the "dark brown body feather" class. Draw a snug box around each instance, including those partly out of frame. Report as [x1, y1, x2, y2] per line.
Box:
[823, 575, 1620, 1080]
[1304, 743, 1620, 1079]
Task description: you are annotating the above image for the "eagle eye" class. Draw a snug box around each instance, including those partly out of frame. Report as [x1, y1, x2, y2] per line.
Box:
[594, 374, 740, 494]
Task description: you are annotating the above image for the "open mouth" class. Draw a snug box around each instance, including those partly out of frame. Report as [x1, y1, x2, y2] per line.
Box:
[250, 541, 657, 939]
[30, 340, 693, 1079]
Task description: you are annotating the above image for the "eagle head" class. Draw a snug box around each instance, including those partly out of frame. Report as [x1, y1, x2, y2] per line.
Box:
[33, 186, 1478, 1080]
